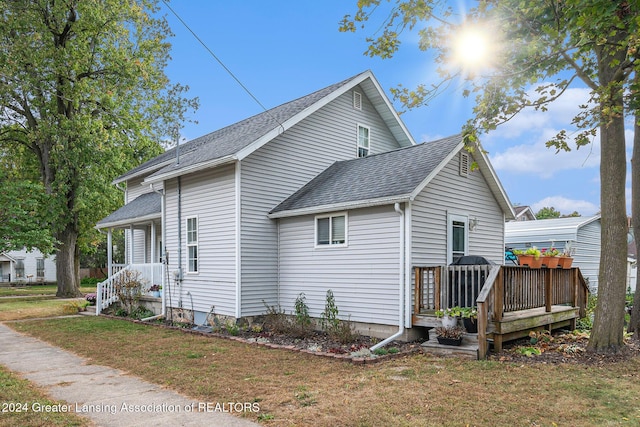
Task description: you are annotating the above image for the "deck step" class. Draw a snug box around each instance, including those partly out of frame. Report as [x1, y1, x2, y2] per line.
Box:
[421, 332, 479, 360]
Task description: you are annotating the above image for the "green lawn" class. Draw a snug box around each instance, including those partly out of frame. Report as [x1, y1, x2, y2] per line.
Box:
[0, 284, 95, 297]
[0, 298, 87, 321]
[7, 316, 640, 427]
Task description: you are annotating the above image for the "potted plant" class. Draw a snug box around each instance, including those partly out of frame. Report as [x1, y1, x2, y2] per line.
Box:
[460, 307, 478, 333]
[558, 249, 574, 269]
[435, 307, 462, 328]
[434, 325, 465, 346]
[516, 247, 542, 268]
[149, 284, 162, 298]
[541, 247, 560, 269]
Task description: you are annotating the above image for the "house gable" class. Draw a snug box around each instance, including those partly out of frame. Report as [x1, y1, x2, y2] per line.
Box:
[238, 81, 412, 316]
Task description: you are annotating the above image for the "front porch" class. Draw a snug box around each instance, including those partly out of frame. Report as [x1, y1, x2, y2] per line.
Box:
[95, 263, 164, 315]
[413, 265, 589, 359]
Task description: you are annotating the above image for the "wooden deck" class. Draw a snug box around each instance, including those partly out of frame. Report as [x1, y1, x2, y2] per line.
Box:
[413, 265, 589, 359]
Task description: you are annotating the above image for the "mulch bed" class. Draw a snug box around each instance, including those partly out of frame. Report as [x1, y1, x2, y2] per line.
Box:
[101, 313, 640, 365]
[488, 329, 640, 365]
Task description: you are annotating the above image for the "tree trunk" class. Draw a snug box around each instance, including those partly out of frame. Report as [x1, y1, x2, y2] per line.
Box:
[629, 113, 640, 339]
[587, 35, 629, 352]
[587, 90, 628, 353]
[55, 221, 82, 298]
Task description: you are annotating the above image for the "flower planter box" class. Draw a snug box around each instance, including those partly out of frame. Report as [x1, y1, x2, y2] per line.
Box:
[542, 256, 560, 269]
[437, 336, 463, 346]
[558, 257, 573, 269]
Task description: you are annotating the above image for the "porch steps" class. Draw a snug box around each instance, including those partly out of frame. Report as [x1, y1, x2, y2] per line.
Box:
[421, 332, 479, 360]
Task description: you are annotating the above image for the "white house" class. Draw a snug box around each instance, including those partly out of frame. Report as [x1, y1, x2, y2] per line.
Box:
[0, 248, 56, 283]
[505, 215, 601, 291]
[96, 70, 514, 339]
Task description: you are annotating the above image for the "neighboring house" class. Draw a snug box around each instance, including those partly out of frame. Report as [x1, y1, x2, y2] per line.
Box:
[505, 215, 601, 291]
[0, 248, 56, 283]
[512, 205, 536, 221]
[96, 70, 514, 339]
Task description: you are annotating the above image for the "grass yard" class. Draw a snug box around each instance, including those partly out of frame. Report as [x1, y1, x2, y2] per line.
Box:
[7, 316, 640, 426]
[0, 298, 87, 321]
[0, 284, 95, 297]
[0, 365, 90, 427]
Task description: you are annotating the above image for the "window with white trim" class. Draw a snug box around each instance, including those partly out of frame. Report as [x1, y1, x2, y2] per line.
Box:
[15, 259, 24, 278]
[316, 213, 347, 246]
[36, 258, 45, 278]
[357, 125, 370, 157]
[186, 217, 198, 272]
[447, 214, 468, 264]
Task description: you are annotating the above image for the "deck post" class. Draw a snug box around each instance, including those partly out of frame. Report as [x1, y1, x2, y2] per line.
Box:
[495, 268, 504, 321]
[434, 266, 441, 311]
[477, 301, 487, 359]
[545, 269, 553, 313]
[414, 267, 422, 315]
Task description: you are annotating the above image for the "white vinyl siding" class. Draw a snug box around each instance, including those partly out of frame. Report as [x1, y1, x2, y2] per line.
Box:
[164, 165, 237, 316]
[278, 206, 401, 326]
[2, 248, 56, 282]
[239, 86, 405, 316]
[412, 148, 505, 266]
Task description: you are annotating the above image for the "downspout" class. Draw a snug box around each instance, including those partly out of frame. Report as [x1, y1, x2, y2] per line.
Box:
[370, 202, 405, 351]
[142, 183, 166, 321]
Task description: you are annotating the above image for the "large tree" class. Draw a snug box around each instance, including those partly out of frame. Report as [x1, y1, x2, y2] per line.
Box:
[341, 0, 639, 352]
[0, 1, 196, 296]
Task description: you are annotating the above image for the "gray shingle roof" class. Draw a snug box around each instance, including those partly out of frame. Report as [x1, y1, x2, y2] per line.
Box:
[96, 192, 161, 228]
[115, 72, 370, 184]
[270, 134, 462, 215]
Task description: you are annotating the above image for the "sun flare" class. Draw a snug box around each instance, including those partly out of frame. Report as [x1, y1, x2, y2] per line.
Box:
[452, 26, 493, 72]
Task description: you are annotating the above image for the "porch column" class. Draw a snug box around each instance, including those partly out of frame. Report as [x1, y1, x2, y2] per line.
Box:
[107, 229, 113, 278]
[129, 225, 134, 264]
[150, 221, 157, 284]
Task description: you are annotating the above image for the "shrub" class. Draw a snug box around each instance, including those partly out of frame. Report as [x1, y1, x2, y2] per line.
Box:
[262, 301, 289, 334]
[291, 293, 314, 338]
[114, 269, 146, 316]
[319, 289, 359, 343]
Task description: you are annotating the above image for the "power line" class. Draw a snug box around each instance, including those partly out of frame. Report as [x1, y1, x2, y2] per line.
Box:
[161, 1, 284, 130]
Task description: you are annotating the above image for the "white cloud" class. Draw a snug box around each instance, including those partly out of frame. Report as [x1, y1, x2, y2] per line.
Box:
[483, 84, 602, 179]
[531, 196, 599, 216]
[489, 130, 600, 178]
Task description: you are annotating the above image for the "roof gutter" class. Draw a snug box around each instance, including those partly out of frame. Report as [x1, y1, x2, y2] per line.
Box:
[143, 155, 236, 185]
[95, 213, 162, 230]
[268, 194, 411, 219]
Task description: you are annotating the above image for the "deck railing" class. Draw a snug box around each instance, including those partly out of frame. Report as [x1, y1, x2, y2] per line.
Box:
[414, 264, 590, 359]
[413, 264, 493, 313]
[96, 263, 163, 315]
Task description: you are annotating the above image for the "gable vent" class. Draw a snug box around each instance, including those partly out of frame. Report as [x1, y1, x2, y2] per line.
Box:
[459, 152, 470, 177]
[353, 91, 362, 110]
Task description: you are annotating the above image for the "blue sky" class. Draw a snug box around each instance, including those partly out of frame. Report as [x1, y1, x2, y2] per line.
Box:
[158, 1, 616, 217]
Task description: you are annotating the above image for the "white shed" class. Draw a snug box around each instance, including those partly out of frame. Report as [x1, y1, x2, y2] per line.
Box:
[505, 215, 601, 291]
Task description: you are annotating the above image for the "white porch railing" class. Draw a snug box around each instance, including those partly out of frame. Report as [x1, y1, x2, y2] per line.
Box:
[96, 263, 163, 315]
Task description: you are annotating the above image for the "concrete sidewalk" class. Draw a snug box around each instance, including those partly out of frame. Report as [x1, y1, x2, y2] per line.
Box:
[0, 323, 259, 427]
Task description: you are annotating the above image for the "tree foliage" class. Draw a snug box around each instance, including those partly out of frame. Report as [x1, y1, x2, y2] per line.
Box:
[535, 207, 561, 220]
[0, 0, 197, 296]
[341, 0, 639, 351]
